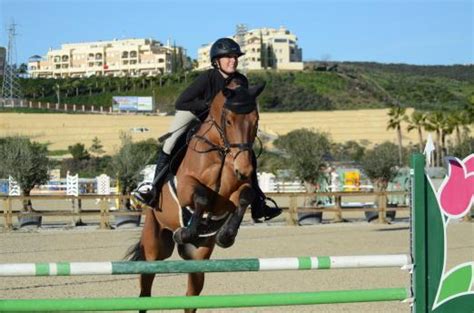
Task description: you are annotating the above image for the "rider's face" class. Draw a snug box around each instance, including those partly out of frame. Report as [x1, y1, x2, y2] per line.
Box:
[217, 54, 238, 74]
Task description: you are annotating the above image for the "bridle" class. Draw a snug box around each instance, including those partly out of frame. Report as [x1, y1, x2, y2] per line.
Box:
[189, 98, 257, 161]
[187, 97, 257, 194]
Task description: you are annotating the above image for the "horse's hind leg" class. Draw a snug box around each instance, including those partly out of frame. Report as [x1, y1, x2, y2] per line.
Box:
[178, 241, 215, 313]
[138, 209, 175, 311]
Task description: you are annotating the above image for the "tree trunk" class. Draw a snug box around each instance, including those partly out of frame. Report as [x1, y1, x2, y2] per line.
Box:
[374, 179, 388, 212]
[22, 190, 33, 213]
[397, 126, 403, 165]
[435, 130, 441, 167]
[417, 127, 423, 152]
[455, 126, 461, 146]
[441, 129, 447, 162]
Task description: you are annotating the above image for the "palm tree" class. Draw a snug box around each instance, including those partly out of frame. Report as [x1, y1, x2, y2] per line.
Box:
[441, 115, 455, 157]
[447, 111, 471, 146]
[71, 79, 81, 97]
[424, 111, 445, 166]
[123, 76, 132, 91]
[386, 106, 407, 165]
[115, 76, 124, 93]
[98, 78, 108, 93]
[131, 77, 140, 92]
[407, 110, 426, 152]
[86, 79, 94, 96]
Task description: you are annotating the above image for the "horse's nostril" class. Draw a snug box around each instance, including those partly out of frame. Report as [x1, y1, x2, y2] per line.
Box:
[235, 170, 247, 181]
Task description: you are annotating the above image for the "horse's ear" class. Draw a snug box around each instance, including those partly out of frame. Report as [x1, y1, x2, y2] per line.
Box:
[249, 82, 266, 98]
[222, 87, 234, 98]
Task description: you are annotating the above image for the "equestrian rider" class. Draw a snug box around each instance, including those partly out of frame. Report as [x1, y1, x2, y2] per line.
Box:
[133, 37, 281, 222]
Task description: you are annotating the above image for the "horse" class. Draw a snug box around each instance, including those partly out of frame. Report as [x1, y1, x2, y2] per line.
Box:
[127, 81, 265, 313]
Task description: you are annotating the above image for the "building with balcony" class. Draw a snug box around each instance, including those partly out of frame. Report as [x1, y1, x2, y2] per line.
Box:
[28, 38, 188, 78]
[197, 26, 303, 71]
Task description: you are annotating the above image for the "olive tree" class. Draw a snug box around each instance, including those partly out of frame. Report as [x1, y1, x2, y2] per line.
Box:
[108, 133, 158, 209]
[360, 141, 402, 192]
[273, 128, 332, 184]
[0, 136, 50, 211]
[109, 133, 158, 209]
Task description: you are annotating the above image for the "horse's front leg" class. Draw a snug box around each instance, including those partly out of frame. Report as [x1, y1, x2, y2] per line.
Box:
[173, 179, 209, 245]
[216, 184, 255, 248]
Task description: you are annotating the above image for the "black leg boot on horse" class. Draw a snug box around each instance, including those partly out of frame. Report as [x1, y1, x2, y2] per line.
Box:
[249, 153, 282, 223]
[133, 151, 171, 208]
[216, 186, 255, 248]
[173, 184, 209, 245]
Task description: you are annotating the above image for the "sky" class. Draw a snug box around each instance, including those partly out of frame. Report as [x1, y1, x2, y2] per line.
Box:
[1, 0, 472, 66]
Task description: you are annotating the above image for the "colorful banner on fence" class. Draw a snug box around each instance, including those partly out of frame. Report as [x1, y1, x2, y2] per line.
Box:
[112, 97, 154, 112]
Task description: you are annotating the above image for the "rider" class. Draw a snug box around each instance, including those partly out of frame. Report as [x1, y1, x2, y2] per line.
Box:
[133, 37, 281, 222]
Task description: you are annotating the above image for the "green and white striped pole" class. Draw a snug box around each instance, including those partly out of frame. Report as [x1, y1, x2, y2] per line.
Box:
[0, 254, 410, 276]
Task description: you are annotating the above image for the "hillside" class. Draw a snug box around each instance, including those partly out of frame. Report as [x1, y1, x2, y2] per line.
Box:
[14, 62, 473, 113]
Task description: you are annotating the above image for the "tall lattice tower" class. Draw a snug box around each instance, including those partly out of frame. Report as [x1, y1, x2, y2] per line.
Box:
[235, 24, 248, 74]
[1, 22, 23, 107]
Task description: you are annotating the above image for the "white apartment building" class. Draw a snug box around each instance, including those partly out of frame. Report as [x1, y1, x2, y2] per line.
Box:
[28, 38, 188, 78]
[197, 27, 303, 71]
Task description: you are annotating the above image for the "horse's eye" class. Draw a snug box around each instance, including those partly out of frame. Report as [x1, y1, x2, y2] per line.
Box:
[226, 119, 231, 126]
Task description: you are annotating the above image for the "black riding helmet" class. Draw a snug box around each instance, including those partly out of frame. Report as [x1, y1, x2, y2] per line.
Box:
[210, 38, 245, 67]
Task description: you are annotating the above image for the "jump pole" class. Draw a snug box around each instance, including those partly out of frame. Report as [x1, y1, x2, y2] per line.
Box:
[0, 288, 409, 312]
[0, 254, 410, 276]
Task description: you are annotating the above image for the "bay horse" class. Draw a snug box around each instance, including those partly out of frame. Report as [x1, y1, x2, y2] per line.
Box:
[128, 81, 265, 313]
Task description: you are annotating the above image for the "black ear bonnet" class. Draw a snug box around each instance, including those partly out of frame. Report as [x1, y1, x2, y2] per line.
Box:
[222, 87, 257, 114]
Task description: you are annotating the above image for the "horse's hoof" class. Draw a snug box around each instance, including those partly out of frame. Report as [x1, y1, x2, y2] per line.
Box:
[216, 229, 236, 248]
[173, 228, 186, 244]
[173, 228, 197, 245]
[216, 235, 235, 248]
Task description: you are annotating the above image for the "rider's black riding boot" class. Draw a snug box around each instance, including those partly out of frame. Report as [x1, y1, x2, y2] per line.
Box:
[249, 156, 282, 222]
[133, 151, 171, 207]
[250, 184, 282, 222]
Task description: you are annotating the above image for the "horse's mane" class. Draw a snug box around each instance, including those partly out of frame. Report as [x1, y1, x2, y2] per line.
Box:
[225, 76, 246, 90]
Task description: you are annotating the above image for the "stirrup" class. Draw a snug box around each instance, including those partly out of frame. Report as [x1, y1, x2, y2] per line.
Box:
[135, 182, 153, 194]
[263, 197, 282, 221]
[132, 183, 156, 207]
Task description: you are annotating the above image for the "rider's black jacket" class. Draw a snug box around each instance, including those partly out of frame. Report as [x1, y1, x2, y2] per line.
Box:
[175, 69, 248, 118]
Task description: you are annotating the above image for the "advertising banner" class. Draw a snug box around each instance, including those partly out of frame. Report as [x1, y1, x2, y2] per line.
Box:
[112, 96, 154, 112]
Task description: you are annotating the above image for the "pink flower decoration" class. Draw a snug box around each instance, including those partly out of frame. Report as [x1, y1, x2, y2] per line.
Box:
[438, 155, 474, 219]
[465, 155, 474, 173]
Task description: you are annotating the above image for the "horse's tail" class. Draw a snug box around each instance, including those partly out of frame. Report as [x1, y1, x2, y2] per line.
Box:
[124, 240, 144, 261]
